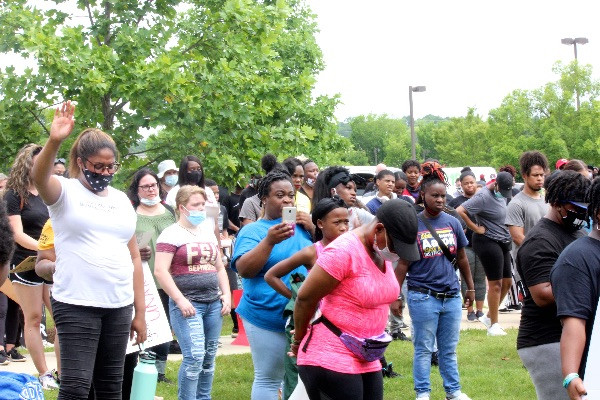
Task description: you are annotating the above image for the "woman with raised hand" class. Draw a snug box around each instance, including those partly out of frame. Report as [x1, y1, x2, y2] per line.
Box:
[3, 143, 58, 389]
[395, 162, 474, 400]
[231, 170, 313, 400]
[154, 185, 231, 400]
[31, 102, 147, 399]
[292, 199, 419, 400]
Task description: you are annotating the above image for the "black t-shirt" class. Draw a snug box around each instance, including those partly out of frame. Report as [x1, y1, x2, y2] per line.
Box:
[550, 236, 600, 378]
[448, 195, 474, 246]
[516, 218, 584, 349]
[224, 192, 241, 233]
[4, 189, 49, 265]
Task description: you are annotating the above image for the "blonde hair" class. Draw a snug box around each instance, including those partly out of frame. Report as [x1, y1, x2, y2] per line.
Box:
[5, 143, 42, 207]
[68, 128, 118, 178]
[175, 185, 207, 217]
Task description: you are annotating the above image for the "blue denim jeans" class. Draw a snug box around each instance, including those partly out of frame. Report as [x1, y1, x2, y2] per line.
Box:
[407, 290, 463, 398]
[243, 318, 287, 400]
[169, 298, 223, 400]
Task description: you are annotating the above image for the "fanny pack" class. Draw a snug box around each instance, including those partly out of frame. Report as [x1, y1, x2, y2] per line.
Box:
[302, 315, 391, 362]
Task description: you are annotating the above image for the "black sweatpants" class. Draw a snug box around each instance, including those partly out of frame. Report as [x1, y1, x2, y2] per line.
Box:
[298, 365, 383, 400]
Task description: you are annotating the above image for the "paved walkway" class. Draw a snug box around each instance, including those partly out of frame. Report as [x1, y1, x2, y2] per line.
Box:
[1, 310, 522, 376]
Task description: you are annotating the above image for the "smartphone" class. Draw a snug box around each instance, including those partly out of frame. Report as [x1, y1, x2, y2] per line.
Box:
[282, 207, 297, 224]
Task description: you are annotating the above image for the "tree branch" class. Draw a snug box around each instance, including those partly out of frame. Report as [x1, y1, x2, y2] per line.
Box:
[124, 144, 170, 158]
[24, 107, 50, 135]
[124, 155, 163, 179]
[84, 0, 102, 47]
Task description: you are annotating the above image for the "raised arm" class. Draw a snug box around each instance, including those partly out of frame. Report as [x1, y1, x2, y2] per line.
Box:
[265, 245, 317, 299]
[31, 102, 75, 205]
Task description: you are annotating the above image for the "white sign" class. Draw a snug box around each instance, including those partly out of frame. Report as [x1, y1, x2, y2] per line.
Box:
[585, 297, 600, 398]
[126, 261, 173, 354]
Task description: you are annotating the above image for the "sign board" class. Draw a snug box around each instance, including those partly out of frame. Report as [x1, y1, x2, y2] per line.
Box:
[126, 261, 172, 354]
[9, 256, 37, 274]
[585, 298, 600, 398]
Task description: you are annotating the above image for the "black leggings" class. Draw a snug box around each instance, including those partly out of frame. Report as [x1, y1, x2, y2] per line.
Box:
[298, 365, 383, 400]
[0, 293, 20, 346]
[472, 233, 512, 281]
[52, 298, 132, 400]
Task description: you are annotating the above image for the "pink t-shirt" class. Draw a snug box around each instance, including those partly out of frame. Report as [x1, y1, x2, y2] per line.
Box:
[297, 231, 400, 374]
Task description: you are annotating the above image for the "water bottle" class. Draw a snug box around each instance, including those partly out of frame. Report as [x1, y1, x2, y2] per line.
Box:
[130, 351, 158, 400]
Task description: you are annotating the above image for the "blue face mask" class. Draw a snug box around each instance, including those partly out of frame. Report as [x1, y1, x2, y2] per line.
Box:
[183, 206, 206, 226]
[165, 175, 178, 187]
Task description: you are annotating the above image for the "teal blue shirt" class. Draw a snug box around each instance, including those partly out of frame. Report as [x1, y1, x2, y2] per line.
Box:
[231, 218, 311, 332]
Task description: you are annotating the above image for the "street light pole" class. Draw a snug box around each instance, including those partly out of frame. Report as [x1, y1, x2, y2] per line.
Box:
[561, 37, 588, 111]
[409, 85, 426, 160]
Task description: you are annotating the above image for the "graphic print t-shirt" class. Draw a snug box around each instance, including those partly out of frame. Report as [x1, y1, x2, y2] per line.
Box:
[407, 211, 468, 293]
[156, 222, 221, 303]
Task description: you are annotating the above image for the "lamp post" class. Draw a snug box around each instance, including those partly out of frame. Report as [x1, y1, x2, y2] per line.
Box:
[561, 37, 588, 110]
[409, 85, 426, 160]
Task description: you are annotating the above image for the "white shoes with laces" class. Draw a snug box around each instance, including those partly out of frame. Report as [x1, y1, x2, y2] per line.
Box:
[487, 323, 507, 336]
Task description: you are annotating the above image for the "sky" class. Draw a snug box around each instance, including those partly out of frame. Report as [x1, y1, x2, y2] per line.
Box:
[305, 0, 600, 121]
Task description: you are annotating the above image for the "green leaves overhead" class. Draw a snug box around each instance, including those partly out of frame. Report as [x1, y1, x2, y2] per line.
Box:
[0, 0, 341, 184]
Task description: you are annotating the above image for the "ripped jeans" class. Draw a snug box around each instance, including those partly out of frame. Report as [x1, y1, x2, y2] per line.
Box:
[169, 298, 223, 400]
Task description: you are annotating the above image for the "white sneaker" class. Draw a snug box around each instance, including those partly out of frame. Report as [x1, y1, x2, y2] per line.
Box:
[416, 396, 430, 400]
[39, 371, 60, 390]
[487, 323, 507, 336]
[478, 314, 491, 328]
[447, 393, 473, 400]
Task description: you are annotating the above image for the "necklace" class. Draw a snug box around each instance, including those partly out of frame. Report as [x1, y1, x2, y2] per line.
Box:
[178, 223, 200, 236]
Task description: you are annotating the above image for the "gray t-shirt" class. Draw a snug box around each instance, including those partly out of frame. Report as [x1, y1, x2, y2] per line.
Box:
[461, 187, 511, 241]
[506, 191, 548, 258]
[239, 194, 262, 223]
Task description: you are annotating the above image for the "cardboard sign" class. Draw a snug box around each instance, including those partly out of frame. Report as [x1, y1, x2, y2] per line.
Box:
[126, 261, 172, 354]
[9, 256, 37, 274]
[585, 298, 600, 398]
[136, 231, 153, 249]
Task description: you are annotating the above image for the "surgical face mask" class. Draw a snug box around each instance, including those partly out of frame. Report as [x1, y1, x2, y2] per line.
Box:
[373, 233, 399, 262]
[183, 206, 206, 226]
[494, 188, 505, 199]
[140, 197, 160, 206]
[165, 174, 178, 187]
[306, 177, 316, 187]
[562, 207, 589, 232]
[82, 168, 113, 192]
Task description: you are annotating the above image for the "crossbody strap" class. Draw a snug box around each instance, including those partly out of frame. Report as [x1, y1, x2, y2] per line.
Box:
[301, 314, 342, 353]
[418, 215, 457, 270]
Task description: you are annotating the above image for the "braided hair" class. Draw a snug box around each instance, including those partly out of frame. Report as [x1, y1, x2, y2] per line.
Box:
[257, 170, 293, 202]
[311, 197, 347, 242]
[544, 170, 590, 206]
[585, 177, 600, 224]
[417, 161, 448, 204]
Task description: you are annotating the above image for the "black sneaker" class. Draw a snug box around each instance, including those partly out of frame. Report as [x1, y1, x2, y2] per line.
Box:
[382, 363, 401, 378]
[157, 373, 173, 384]
[431, 351, 439, 367]
[231, 327, 239, 338]
[8, 348, 26, 362]
[0, 350, 9, 366]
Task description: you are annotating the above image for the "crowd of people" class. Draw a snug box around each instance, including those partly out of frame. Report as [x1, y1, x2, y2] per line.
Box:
[0, 101, 599, 400]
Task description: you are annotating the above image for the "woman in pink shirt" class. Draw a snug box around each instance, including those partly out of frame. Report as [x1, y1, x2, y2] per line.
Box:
[292, 199, 420, 400]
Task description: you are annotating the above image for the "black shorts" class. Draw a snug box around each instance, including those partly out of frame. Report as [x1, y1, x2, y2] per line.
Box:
[472, 233, 512, 281]
[9, 269, 52, 286]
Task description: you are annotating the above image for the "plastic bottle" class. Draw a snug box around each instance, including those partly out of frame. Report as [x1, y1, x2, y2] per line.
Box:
[130, 351, 158, 400]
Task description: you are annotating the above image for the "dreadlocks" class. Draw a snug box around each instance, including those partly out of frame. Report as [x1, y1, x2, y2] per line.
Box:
[417, 161, 448, 204]
[257, 170, 293, 201]
[585, 177, 600, 224]
[544, 170, 590, 206]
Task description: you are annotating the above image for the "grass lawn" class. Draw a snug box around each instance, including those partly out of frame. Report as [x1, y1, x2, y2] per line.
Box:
[43, 326, 535, 400]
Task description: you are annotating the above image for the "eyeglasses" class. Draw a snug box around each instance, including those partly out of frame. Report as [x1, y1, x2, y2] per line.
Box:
[138, 183, 158, 192]
[83, 158, 120, 174]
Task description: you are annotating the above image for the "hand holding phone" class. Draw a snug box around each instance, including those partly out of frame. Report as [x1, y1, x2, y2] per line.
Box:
[282, 206, 297, 234]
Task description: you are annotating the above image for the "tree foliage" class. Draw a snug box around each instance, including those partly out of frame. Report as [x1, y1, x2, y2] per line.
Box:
[0, 0, 343, 185]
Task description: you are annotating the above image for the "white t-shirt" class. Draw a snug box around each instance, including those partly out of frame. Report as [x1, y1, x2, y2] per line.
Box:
[48, 177, 137, 308]
[164, 184, 217, 209]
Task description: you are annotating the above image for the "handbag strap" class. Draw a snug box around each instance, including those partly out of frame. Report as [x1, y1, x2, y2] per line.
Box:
[301, 314, 342, 353]
[418, 215, 457, 269]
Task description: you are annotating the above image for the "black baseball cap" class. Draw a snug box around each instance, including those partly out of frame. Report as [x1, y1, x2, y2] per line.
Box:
[376, 199, 420, 261]
[495, 171, 514, 199]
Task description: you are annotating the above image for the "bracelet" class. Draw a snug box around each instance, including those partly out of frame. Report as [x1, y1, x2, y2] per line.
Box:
[563, 373, 579, 388]
[466, 289, 475, 292]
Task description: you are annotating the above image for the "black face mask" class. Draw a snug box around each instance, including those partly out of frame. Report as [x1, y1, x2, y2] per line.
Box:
[562, 208, 589, 233]
[187, 170, 202, 185]
[82, 168, 113, 192]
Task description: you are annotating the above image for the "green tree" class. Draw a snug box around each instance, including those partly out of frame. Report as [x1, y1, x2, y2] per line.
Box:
[0, 0, 342, 184]
[348, 114, 410, 165]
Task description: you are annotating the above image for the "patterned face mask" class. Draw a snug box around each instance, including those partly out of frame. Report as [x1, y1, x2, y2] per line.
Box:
[82, 168, 113, 192]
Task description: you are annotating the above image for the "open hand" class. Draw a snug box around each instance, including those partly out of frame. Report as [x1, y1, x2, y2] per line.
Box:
[50, 102, 75, 142]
